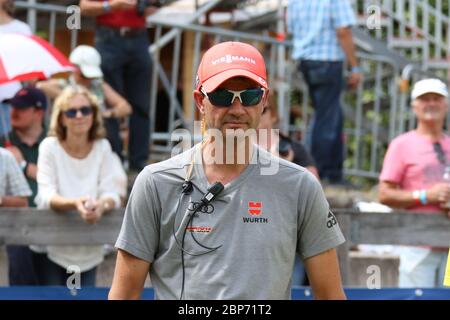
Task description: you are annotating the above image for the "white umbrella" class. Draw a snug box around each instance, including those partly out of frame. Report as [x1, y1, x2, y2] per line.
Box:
[0, 33, 74, 84]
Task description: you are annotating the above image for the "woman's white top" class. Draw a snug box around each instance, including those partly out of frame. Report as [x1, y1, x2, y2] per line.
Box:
[35, 137, 127, 272]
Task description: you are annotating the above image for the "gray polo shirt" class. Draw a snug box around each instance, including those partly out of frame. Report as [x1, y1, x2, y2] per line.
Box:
[116, 144, 345, 300]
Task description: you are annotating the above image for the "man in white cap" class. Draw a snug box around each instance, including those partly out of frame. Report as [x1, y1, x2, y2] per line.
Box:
[379, 78, 450, 288]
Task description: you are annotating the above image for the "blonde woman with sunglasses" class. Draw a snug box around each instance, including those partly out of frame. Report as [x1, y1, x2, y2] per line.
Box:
[34, 85, 127, 286]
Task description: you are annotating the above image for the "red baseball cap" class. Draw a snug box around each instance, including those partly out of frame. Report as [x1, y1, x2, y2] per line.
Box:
[195, 41, 268, 93]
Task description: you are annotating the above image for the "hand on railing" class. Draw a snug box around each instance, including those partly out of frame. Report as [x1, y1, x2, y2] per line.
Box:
[74, 197, 103, 225]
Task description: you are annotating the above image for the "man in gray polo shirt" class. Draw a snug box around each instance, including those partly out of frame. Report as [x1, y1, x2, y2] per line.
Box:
[109, 42, 346, 300]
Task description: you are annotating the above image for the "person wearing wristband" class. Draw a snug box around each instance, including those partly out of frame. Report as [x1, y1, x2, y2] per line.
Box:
[287, 0, 361, 185]
[379, 78, 450, 288]
[0, 87, 47, 285]
[79, 0, 159, 172]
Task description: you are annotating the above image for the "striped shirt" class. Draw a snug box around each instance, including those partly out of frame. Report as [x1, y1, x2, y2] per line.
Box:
[287, 0, 356, 61]
[0, 147, 32, 198]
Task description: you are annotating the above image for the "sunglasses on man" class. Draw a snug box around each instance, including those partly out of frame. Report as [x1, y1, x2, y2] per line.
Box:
[200, 87, 265, 107]
[63, 106, 93, 118]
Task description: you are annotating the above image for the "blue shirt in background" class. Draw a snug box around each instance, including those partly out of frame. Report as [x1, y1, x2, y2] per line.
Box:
[287, 0, 356, 61]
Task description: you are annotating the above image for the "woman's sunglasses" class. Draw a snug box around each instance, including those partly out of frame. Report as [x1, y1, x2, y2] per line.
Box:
[201, 87, 265, 107]
[63, 106, 93, 118]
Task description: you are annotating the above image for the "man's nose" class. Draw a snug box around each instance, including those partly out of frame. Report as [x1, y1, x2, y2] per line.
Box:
[227, 97, 246, 114]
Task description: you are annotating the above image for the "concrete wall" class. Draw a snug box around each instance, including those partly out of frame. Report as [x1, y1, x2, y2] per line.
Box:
[348, 251, 399, 287]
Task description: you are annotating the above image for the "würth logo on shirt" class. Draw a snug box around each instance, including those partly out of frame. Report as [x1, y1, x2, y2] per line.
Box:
[243, 201, 268, 224]
[248, 201, 262, 215]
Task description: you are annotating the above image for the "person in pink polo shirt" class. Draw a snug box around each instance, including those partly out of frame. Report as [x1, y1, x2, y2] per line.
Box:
[379, 78, 450, 288]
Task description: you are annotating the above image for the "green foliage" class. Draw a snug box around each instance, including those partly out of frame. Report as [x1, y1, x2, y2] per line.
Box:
[35, 30, 48, 40]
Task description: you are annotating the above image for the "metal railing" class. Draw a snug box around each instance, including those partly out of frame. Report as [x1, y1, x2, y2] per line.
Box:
[344, 53, 400, 178]
[15, 1, 79, 50]
[11, 0, 447, 179]
[354, 0, 450, 74]
[287, 52, 400, 179]
[148, 1, 450, 179]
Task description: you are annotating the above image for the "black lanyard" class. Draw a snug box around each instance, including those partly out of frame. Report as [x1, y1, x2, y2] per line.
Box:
[433, 142, 447, 166]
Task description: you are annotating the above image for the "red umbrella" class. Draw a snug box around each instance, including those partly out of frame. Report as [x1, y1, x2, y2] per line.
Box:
[0, 33, 74, 85]
[0, 33, 75, 143]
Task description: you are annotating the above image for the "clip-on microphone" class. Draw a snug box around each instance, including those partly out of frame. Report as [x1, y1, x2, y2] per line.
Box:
[201, 182, 224, 204]
[181, 180, 193, 195]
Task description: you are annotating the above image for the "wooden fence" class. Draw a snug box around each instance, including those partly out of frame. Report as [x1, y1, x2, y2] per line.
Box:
[1, 208, 449, 285]
[334, 209, 450, 284]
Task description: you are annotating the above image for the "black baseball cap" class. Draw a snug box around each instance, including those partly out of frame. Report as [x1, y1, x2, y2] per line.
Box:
[8, 87, 47, 110]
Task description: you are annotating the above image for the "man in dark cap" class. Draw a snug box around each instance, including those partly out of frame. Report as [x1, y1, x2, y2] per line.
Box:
[0, 86, 47, 285]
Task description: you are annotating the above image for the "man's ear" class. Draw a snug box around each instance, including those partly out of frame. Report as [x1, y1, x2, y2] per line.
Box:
[411, 99, 419, 115]
[271, 110, 278, 126]
[193, 90, 205, 114]
[262, 89, 270, 107]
